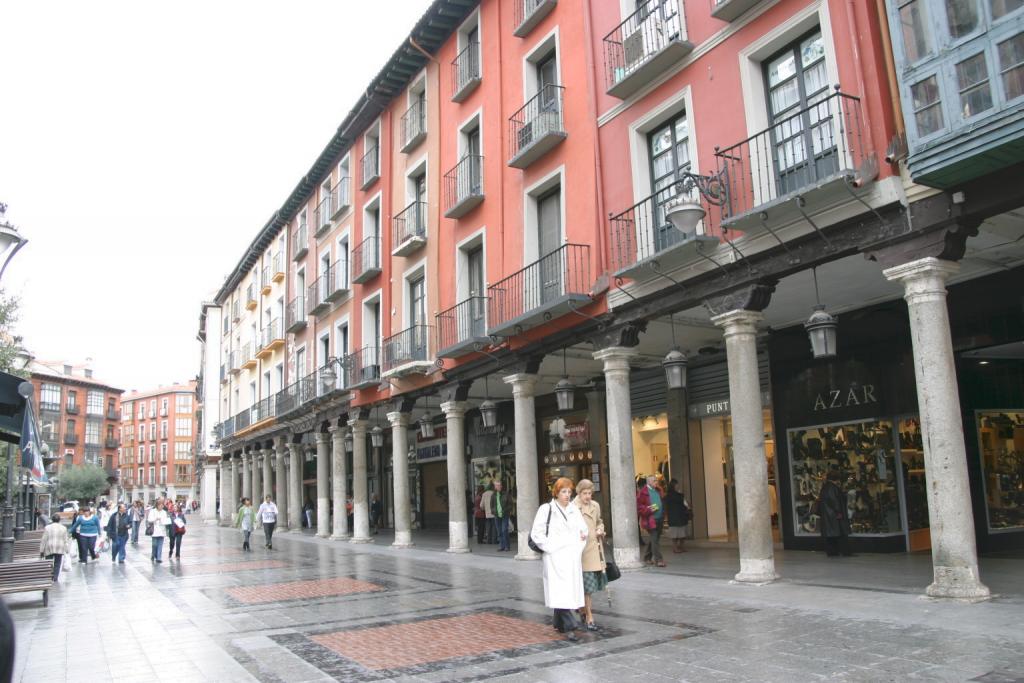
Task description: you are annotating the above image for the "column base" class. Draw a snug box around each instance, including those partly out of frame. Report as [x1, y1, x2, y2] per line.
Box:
[329, 533, 351, 541]
[926, 566, 991, 601]
[392, 531, 413, 548]
[350, 536, 374, 544]
[732, 558, 779, 585]
[447, 546, 471, 554]
[316, 531, 330, 539]
[613, 546, 644, 570]
[515, 551, 540, 561]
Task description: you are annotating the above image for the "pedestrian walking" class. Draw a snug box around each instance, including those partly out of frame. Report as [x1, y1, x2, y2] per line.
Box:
[146, 499, 170, 563]
[168, 507, 186, 559]
[637, 475, 666, 567]
[664, 478, 691, 553]
[530, 477, 588, 642]
[818, 470, 853, 557]
[105, 503, 131, 564]
[235, 498, 255, 551]
[39, 513, 69, 582]
[303, 497, 314, 529]
[573, 479, 606, 630]
[370, 494, 382, 534]
[164, 501, 176, 551]
[488, 480, 513, 551]
[129, 500, 144, 545]
[35, 508, 48, 529]
[481, 484, 495, 543]
[97, 501, 112, 553]
[257, 495, 279, 549]
[473, 486, 486, 543]
[69, 506, 101, 563]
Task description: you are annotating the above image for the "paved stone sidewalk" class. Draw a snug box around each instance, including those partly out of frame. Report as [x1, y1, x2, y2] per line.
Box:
[5, 523, 1024, 682]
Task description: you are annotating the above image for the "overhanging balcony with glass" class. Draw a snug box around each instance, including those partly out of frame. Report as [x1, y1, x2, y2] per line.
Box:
[451, 41, 481, 102]
[487, 244, 591, 336]
[331, 178, 351, 219]
[401, 100, 427, 153]
[604, 0, 693, 99]
[609, 185, 720, 280]
[292, 222, 308, 261]
[314, 191, 334, 237]
[240, 341, 257, 370]
[285, 295, 306, 333]
[710, 0, 764, 22]
[436, 296, 490, 358]
[256, 318, 284, 359]
[444, 155, 484, 218]
[514, 0, 557, 37]
[352, 236, 381, 283]
[346, 346, 382, 390]
[508, 85, 567, 169]
[361, 146, 380, 189]
[261, 265, 272, 295]
[245, 283, 257, 310]
[272, 252, 285, 283]
[714, 89, 866, 232]
[382, 325, 433, 378]
[392, 202, 427, 256]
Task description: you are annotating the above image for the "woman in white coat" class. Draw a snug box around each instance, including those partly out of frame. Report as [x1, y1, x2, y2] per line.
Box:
[530, 476, 588, 641]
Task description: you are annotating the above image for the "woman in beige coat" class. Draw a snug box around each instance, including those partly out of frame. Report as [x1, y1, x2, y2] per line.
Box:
[39, 514, 69, 582]
[573, 479, 606, 630]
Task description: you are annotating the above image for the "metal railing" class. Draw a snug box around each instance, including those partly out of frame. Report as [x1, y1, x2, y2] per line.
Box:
[272, 252, 283, 277]
[487, 244, 590, 329]
[508, 84, 565, 161]
[232, 301, 240, 321]
[286, 295, 305, 331]
[315, 190, 333, 234]
[401, 99, 426, 149]
[515, 0, 555, 33]
[334, 177, 351, 216]
[65, 404, 79, 415]
[444, 155, 483, 213]
[308, 278, 327, 314]
[361, 145, 379, 186]
[228, 350, 239, 370]
[64, 434, 78, 445]
[239, 341, 253, 365]
[393, 202, 427, 248]
[246, 283, 256, 305]
[292, 222, 308, 260]
[106, 408, 118, 420]
[253, 393, 277, 423]
[603, 0, 684, 90]
[233, 406, 251, 433]
[382, 325, 432, 371]
[324, 258, 348, 296]
[261, 318, 283, 347]
[346, 346, 381, 387]
[714, 89, 864, 220]
[105, 437, 119, 449]
[352, 235, 380, 280]
[261, 265, 271, 290]
[451, 41, 480, 97]
[437, 296, 488, 352]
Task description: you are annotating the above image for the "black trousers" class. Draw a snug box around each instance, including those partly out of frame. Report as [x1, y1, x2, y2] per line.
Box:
[552, 609, 580, 633]
[263, 521, 276, 546]
[167, 533, 183, 557]
[824, 534, 851, 556]
[46, 554, 62, 581]
[475, 517, 486, 543]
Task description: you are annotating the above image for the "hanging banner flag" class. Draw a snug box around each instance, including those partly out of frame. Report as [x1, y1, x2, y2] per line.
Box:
[19, 394, 47, 482]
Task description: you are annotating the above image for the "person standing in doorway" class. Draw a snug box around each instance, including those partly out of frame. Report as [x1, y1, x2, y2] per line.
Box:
[236, 498, 255, 551]
[39, 513, 69, 581]
[489, 480, 513, 551]
[637, 475, 666, 567]
[257, 495, 279, 549]
[481, 484, 495, 544]
[168, 506, 187, 559]
[105, 503, 131, 564]
[664, 479, 691, 554]
[147, 499, 170, 563]
[69, 506, 101, 563]
[818, 470, 852, 557]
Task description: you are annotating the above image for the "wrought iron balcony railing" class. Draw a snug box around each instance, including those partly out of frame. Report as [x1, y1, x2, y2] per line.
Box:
[332, 177, 351, 219]
[240, 341, 256, 369]
[451, 41, 481, 102]
[444, 155, 484, 218]
[228, 350, 240, 373]
[436, 296, 489, 358]
[508, 84, 566, 169]
[324, 259, 348, 301]
[261, 265, 272, 293]
[245, 283, 257, 309]
[361, 145, 380, 189]
[401, 99, 427, 152]
[285, 295, 306, 333]
[315, 190, 334, 236]
[272, 252, 285, 282]
[603, 0, 692, 99]
[106, 408, 118, 420]
[352, 235, 381, 283]
[308, 277, 330, 317]
[710, 0, 763, 22]
[64, 434, 78, 445]
[487, 244, 591, 336]
[105, 437, 119, 449]
[346, 346, 381, 389]
[714, 89, 865, 229]
[292, 222, 308, 261]
[259, 318, 284, 354]
[253, 393, 277, 423]
[514, 0, 557, 37]
[382, 325, 432, 374]
[392, 202, 427, 256]
[233, 406, 251, 433]
[65, 404, 79, 415]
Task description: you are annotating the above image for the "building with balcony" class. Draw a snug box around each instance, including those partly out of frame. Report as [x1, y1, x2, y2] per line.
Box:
[119, 382, 198, 504]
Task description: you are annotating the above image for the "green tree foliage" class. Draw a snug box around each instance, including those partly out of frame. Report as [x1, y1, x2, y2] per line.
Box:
[57, 464, 109, 503]
[0, 290, 24, 490]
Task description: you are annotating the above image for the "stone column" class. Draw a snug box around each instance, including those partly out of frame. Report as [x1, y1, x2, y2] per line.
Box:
[711, 310, 778, 584]
[387, 412, 414, 548]
[251, 448, 262, 506]
[330, 426, 349, 539]
[884, 257, 989, 599]
[241, 453, 252, 502]
[229, 456, 240, 521]
[218, 460, 230, 525]
[593, 347, 644, 569]
[504, 373, 541, 561]
[315, 432, 331, 538]
[262, 447, 273, 500]
[349, 418, 372, 542]
[202, 463, 218, 524]
[275, 439, 289, 530]
[441, 401, 469, 553]
[288, 442, 303, 531]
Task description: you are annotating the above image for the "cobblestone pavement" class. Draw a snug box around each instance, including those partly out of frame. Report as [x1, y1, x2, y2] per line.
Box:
[6, 523, 1024, 682]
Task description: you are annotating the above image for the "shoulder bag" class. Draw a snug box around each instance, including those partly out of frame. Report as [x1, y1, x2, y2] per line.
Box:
[527, 505, 552, 553]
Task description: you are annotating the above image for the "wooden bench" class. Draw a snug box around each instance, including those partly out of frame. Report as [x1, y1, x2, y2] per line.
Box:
[0, 559, 53, 606]
[13, 539, 41, 561]
[23, 529, 44, 541]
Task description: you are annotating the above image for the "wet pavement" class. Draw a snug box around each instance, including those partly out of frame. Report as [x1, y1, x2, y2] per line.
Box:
[6, 522, 1024, 682]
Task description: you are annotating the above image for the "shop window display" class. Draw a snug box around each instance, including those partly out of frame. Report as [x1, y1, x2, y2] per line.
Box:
[976, 410, 1024, 531]
[897, 417, 930, 549]
[541, 414, 595, 494]
[789, 419, 903, 536]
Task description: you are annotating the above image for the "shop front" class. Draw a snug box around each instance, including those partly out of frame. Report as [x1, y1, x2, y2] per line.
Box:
[413, 425, 448, 530]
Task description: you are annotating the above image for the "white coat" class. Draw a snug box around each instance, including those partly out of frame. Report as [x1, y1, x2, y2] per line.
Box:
[530, 499, 588, 610]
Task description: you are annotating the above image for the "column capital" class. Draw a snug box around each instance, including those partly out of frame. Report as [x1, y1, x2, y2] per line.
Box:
[503, 373, 538, 398]
[287, 442, 302, 455]
[349, 418, 369, 434]
[315, 431, 331, 445]
[273, 436, 288, 450]
[439, 400, 467, 418]
[884, 257, 960, 307]
[328, 424, 346, 435]
[386, 411, 411, 427]
[711, 309, 763, 335]
[593, 346, 638, 369]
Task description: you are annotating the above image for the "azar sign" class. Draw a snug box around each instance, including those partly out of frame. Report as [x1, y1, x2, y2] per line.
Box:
[812, 384, 878, 412]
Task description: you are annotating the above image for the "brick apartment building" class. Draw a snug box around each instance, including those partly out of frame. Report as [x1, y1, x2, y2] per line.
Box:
[119, 382, 198, 504]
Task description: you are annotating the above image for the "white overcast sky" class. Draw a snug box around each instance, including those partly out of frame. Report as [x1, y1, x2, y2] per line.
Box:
[0, 0, 433, 393]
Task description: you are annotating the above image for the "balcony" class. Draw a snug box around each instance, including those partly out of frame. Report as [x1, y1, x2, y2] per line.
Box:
[272, 252, 285, 283]
[220, 364, 227, 383]
[382, 325, 433, 377]
[604, 1, 693, 99]
[436, 296, 490, 358]
[64, 433, 78, 446]
[261, 265, 272, 295]
[233, 406, 251, 433]
[315, 191, 334, 237]
[307, 277, 332, 317]
[609, 186, 720, 280]
[508, 85, 566, 169]
[710, 0, 763, 22]
[332, 178, 351, 220]
[228, 350, 240, 374]
[487, 244, 591, 336]
[714, 89, 866, 232]
[105, 437, 119, 449]
[352, 236, 381, 283]
[257, 318, 284, 359]
[361, 146, 379, 189]
[346, 346, 382, 390]
[285, 295, 306, 333]
[65, 404, 79, 415]
[39, 401, 60, 413]
[292, 222, 308, 261]
[514, 0, 557, 38]
[245, 283, 257, 310]
[251, 393, 277, 425]
[240, 342, 257, 370]
[232, 301, 240, 322]
[401, 100, 426, 152]
[324, 259, 349, 302]
[444, 155, 484, 218]
[451, 41, 481, 102]
[392, 202, 427, 256]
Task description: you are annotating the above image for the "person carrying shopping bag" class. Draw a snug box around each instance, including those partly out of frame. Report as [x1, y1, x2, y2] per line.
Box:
[146, 499, 170, 563]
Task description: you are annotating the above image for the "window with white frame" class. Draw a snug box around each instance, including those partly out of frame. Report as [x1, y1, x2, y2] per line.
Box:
[139, 423, 146, 441]
[87, 390, 104, 415]
[161, 420, 168, 439]
[160, 398, 168, 415]
[175, 442, 191, 460]
[160, 443, 168, 462]
[176, 394, 192, 413]
[85, 420, 101, 445]
[176, 418, 192, 437]
[40, 383, 61, 411]
[149, 444, 156, 463]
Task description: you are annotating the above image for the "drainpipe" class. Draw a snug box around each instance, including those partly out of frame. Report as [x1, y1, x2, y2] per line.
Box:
[845, 0, 877, 178]
[584, 0, 608, 277]
[874, 0, 905, 134]
[496, 1, 506, 276]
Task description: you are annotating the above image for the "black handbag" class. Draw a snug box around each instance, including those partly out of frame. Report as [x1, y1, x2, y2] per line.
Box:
[527, 505, 552, 553]
[603, 543, 621, 582]
[145, 521, 154, 536]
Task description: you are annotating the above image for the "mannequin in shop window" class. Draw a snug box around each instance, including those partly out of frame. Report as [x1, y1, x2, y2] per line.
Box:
[817, 469, 852, 557]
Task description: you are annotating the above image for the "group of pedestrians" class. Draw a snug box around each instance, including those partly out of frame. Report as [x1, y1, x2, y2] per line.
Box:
[473, 481, 515, 549]
[638, 475, 691, 567]
[232, 495, 281, 551]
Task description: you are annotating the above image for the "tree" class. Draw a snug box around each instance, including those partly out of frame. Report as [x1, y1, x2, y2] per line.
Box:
[0, 289, 25, 493]
[57, 464, 108, 503]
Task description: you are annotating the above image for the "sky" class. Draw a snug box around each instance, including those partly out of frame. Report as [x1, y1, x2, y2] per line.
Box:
[0, 0, 434, 393]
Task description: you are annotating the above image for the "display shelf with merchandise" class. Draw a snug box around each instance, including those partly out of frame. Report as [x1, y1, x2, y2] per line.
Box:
[976, 410, 1024, 532]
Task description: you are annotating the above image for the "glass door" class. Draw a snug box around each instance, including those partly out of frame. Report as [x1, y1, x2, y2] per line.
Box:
[537, 189, 561, 306]
[896, 416, 931, 550]
[409, 276, 426, 360]
[647, 112, 691, 249]
[467, 246, 485, 337]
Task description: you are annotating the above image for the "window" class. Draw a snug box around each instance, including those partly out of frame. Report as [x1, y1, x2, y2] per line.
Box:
[899, 0, 936, 62]
[161, 398, 168, 416]
[160, 466, 167, 484]
[149, 421, 156, 440]
[992, 0, 1024, 19]
[176, 418, 192, 437]
[319, 334, 330, 369]
[149, 466, 155, 485]
[537, 187, 562, 305]
[160, 443, 168, 462]
[149, 399, 156, 416]
[296, 346, 306, 377]
[65, 452, 74, 467]
[409, 275, 426, 329]
[176, 394, 192, 413]
[87, 390, 104, 415]
[85, 420, 100, 445]
[911, 76, 945, 135]
[138, 446, 144, 464]
[946, 0, 980, 39]
[107, 398, 116, 416]
[998, 32, 1024, 100]
[68, 390, 78, 411]
[139, 423, 146, 441]
[106, 425, 114, 441]
[138, 403, 145, 419]
[647, 111, 691, 250]
[338, 238, 350, 289]
[160, 420, 168, 439]
[149, 445, 156, 463]
[956, 51, 993, 117]
[176, 465, 190, 482]
[66, 419, 75, 435]
[175, 442, 191, 460]
[40, 384, 61, 411]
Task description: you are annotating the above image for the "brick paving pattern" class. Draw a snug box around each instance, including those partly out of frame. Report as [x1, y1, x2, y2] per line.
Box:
[226, 576, 384, 604]
[311, 611, 563, 670]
